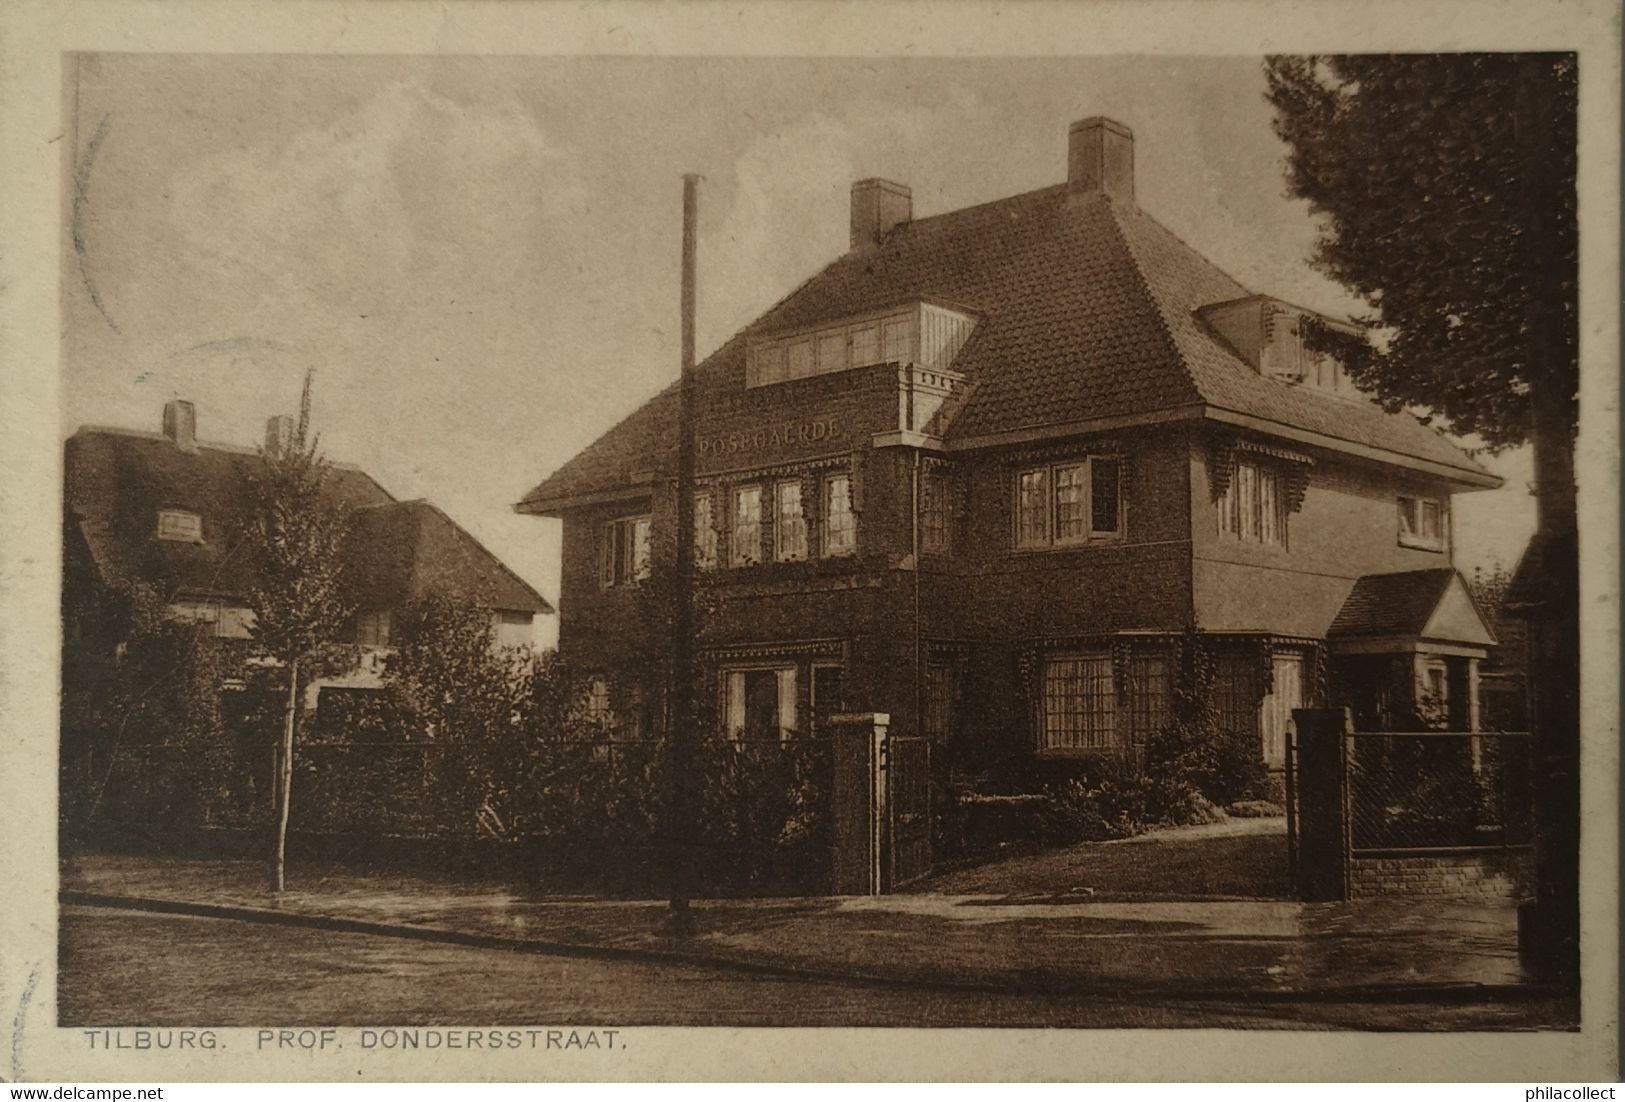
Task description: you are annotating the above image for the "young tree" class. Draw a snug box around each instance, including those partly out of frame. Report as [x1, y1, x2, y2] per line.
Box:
[246, 374, 354, 891]
[1264, 54, 1579, 975]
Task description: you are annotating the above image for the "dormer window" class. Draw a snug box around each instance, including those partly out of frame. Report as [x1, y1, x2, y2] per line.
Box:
[156, 509, 203, 543]
[746, 301, 974, 388]
[1201, 296, 1359, 399]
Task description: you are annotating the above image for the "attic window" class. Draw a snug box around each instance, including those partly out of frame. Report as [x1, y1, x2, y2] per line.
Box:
[1398, 495, 1447, 551]
[156, 509, 203, 543]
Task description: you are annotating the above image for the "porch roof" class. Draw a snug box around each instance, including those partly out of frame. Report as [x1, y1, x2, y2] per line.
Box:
[1328, 568, 1496, 649]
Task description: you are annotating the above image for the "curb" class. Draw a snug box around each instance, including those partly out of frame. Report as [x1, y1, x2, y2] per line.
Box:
[61, 889, 1565, 1007]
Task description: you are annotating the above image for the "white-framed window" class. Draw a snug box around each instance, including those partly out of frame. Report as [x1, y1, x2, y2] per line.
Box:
[731, 485, 763, 566]
[822, 474, 856, 557]
[774, 480, 808, 562]
[693, 492, 718, 570]
[1014, 457, 1122, 550]
[1039, 653, 1120, 752]
[1398, 494, 1447, 551]
[355, 609, 393, 647]
[600, 515, 651, 588]
[157, 509, 203, 543]
[1217, 458, 1288, 547]
[920, 469, 951, 554]
[722, 665, 798, 741]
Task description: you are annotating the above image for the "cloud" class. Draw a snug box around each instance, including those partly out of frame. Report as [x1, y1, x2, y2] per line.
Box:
[164, 80, 585, 319]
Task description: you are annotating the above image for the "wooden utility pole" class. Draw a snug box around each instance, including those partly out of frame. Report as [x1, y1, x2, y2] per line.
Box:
[665, 174, 701, 938]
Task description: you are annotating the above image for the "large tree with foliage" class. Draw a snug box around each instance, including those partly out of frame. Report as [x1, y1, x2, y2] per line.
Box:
[246, 375, 354, 891]
[1264, 54, 1580, 976]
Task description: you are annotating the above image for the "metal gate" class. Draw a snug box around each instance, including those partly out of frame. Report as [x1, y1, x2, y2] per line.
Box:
[886, 735, 932, 890]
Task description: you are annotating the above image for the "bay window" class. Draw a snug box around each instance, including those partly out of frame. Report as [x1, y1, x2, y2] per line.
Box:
[1218, 458, 1287, 547]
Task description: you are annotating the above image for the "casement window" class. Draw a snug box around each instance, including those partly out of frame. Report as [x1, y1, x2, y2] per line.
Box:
[1039, 653, 1120, 752]
[822, 474, 857, 557]
[722, 665, 798, 741]
[1129, 654, 1172, 742]
[774, 480, 808, 562]
[920, 470, 951, 554]
[1398, 495, 1447, 551]
[157, 509, 203, 543]
[583, 677, 614, 732]
[731, 486, 763, 566]
[1217, 458, 1287, 547]
[600, 515, 651, 588]
[693, 493, 718, 570]
[1014, 457, 1122, 550]
[355, 609, 393, 647]
[170, 598, 224, 635]
[1212, 654, 1258, 737]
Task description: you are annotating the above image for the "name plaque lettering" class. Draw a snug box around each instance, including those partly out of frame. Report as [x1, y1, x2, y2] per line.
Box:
[697, 417, 843, 459]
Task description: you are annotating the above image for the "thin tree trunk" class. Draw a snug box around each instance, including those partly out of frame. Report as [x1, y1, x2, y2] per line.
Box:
[271, 657, 299, 893]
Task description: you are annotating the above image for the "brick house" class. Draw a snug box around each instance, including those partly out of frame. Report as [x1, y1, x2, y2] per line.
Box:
[514, 117, 1499, 779]
[63, 399, 551, 713]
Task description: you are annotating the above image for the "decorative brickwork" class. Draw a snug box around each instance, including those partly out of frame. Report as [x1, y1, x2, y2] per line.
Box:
[1348, 850, 1533, 902]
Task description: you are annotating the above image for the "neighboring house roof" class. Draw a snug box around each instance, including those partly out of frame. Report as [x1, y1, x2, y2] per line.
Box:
[344, 499, 549, 614]
[1328, 568, 1496, 646]
[518, 185, 1496, 512]
[64, 427, 550, 615]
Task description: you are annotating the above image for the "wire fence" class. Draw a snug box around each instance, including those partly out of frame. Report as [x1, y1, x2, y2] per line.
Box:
[1345, 731, 1532, 852]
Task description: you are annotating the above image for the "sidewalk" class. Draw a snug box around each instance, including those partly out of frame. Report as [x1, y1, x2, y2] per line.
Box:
[60, 850, 1536, 999]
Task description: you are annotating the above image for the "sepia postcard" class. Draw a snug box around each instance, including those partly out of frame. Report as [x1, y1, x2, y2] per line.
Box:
[0, 0, 1619, 1083]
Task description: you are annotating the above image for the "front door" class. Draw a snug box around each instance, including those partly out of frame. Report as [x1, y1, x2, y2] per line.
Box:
[1260, 654, 1305, 771]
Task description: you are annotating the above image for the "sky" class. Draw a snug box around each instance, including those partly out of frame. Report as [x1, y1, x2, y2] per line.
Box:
[63, 54, 1538, 646]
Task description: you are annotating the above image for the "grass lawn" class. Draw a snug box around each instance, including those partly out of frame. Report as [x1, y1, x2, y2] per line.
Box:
[917, 817, 1291, 901]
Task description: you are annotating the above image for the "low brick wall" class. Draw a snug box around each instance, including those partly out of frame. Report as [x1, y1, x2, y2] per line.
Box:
[1349, 848, 1533, 902]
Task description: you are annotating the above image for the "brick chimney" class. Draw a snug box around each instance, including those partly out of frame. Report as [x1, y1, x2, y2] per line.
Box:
[850, 178, 912, 250]
[264, 414, 295, 457]
[162, 399, 197, 453]
[1068, 117, 1134, 203]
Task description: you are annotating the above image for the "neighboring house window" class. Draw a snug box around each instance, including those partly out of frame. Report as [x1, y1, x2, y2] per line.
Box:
[722, 666, 797, 741]
[693, 493, 718, 570]
[355, 610, 392, 647]
[492, 610, 531, 650]
[600, 515, 651, 588]
[731, 486, 763, 566]
[156, 509, 203, 543]
[823, 474, 856, 557]
[1039, 653, 1119, 752]
[1398, 495, 1447, 551]
[924, 662, 954, 743]
[774, 480, 808, 562]
[169, 599, 223, 635]
[920, 470, 951, 554]
[1217, 458, 1287, 547]
[1015, 458, 1122, 549]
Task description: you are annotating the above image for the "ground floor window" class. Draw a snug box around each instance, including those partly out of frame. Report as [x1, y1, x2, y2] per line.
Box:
[723, 665, 798, 741]
[1039, 653, 1118, 752]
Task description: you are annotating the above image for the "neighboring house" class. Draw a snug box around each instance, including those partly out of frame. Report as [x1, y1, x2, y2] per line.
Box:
[63, 399, 552, 712]
[514, 116, 1499, 777]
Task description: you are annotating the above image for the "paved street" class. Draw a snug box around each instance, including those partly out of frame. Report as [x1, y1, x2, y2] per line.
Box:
[59, 905, 1575, 1030]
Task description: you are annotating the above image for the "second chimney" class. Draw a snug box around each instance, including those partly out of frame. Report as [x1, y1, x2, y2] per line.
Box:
[850, 178, 912, 250]
[264, 414, 296, 457]
[162, 399, 197, 453]
[1068, 117, 1134, 203]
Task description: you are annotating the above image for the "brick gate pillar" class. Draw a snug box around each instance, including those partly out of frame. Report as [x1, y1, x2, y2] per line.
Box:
[1292, 707, 1352, 902]
[830, 712, 889, 896]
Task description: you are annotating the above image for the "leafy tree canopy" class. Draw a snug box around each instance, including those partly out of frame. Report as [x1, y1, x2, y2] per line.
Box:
[1264, 53, 1577, 450]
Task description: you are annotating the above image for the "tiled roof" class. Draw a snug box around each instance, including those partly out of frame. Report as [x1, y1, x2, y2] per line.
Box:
[66, 428, 549, 614]
[518, 188, 1492, 510]
[1328, 569, 1461, 638]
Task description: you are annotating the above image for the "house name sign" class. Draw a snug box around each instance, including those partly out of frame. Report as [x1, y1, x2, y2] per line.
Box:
[697, 417, 844, 459]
